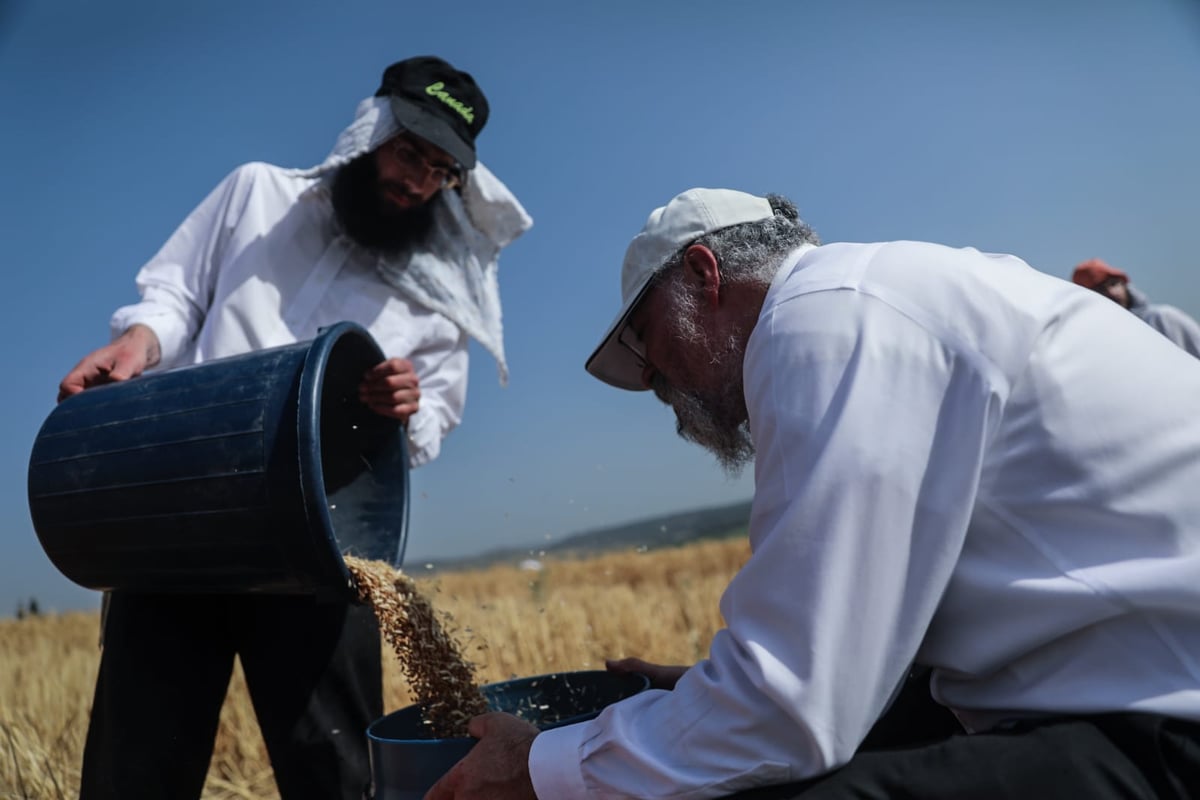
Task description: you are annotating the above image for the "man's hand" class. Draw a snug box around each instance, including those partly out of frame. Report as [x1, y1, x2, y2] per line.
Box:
[359, 357, 420, 424]
[58, 324, 161, 403]
[424, 713, 539, 800]
[606, 656, 689, 691]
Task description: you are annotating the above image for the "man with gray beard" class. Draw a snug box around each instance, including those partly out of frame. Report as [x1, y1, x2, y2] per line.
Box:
[428, 188, 1200, 800]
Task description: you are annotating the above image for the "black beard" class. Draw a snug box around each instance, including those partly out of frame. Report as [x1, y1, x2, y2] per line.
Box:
[330, 153, 437, 255]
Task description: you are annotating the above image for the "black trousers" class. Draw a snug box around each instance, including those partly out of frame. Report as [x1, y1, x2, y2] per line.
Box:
[79, 591, 383, 800]
[723, 670, 1200, 799]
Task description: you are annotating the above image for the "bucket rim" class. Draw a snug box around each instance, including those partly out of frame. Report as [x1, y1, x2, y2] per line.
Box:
[365, 669, 652, 744]
[296, 322, 406, 593]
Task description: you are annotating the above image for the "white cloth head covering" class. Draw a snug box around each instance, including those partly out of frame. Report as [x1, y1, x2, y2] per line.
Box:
[291, 95, 532, 384]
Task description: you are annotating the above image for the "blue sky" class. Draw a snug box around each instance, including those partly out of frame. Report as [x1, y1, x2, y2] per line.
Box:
[3, 0, 1199, 614]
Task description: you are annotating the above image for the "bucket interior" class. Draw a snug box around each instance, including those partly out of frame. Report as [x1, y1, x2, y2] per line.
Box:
[302, 329, 411, 586]
[365, 671, 650, 799]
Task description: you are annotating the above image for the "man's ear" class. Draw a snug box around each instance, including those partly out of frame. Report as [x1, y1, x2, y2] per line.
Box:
[683, 244, 721, 309]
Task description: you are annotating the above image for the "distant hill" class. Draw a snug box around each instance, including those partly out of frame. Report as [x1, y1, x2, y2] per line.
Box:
[424, 498, 754, 573]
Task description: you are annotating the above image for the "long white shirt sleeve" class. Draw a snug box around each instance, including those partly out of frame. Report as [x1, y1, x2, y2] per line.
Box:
[110, 162, 468, 467]
[532, 241, 1200, 798]
[1133, 301, 1200, 359]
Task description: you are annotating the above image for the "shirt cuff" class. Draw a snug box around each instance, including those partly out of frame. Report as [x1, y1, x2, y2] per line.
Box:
[529, 723, 590, 799]
[404, 407, 441, 468]
[109, 302, 190, 368]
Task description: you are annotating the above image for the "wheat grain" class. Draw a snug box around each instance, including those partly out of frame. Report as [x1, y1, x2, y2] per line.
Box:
[344, 556, 488, 738]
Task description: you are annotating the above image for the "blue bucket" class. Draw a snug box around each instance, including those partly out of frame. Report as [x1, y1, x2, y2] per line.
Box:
[366, 670, 650, 800]
[27, 322, 409, 599]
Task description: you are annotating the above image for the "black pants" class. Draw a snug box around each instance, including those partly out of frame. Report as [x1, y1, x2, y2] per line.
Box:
[79, 592, 383, 800]
[723, 670, 1200, 799]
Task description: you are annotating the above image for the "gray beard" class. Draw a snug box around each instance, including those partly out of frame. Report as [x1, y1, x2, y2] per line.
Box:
[651, 273, 756, 474]
[650, 363, 754, 476]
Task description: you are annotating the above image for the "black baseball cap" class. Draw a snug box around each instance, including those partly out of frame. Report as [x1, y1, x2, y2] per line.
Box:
[374, 56, 489, 169]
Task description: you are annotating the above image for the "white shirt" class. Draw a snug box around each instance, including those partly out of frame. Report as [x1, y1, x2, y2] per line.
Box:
[110, 161, 467, 467]
[532, 241, 1200, 798]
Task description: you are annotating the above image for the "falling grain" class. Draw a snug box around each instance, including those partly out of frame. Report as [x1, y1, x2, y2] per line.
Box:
[345, 556, 488, 738]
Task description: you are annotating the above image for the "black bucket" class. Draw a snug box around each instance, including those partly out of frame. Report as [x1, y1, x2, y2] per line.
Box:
[365, 670, 650, 800]
[27, 322, 409, 599]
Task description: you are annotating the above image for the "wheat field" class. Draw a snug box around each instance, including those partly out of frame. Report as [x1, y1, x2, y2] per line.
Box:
[0, 537, 749, 800]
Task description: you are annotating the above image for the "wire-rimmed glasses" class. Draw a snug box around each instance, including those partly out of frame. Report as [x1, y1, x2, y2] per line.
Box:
[388, 136, 462, 190]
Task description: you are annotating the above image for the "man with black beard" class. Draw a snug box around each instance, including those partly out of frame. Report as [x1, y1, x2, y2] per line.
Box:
[427, 188, 1200, 800]
[328, 141, 438, 254]
[58, 56, 531, 800]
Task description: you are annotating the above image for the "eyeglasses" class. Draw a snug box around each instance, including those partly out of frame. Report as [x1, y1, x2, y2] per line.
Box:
[388, 136, 462, 189]
[617, 325, 647, 371]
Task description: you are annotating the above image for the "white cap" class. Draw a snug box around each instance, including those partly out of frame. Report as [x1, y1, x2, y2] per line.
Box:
[585, 188, 774, 390]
